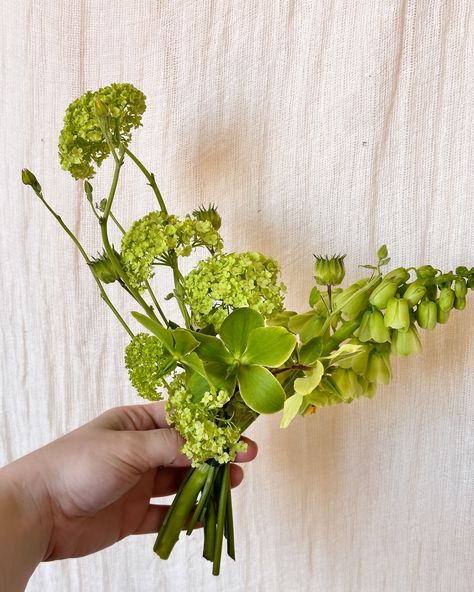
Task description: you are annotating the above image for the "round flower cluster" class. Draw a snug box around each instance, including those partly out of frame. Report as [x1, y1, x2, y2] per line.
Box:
[58, 83, 146, 179]
[120, 212, 223, 290]
[124, 333, 172, 400]
[165, 375, 247, 466]
[183, 252, 286, 330]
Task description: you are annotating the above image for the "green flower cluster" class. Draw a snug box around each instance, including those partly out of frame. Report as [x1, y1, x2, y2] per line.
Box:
[124, 333, 173, 400]
[183, 252, 286, 330]
[165, 374, 247, 466]
[120, 211, 223, 289]
[58, 83, 146, 179]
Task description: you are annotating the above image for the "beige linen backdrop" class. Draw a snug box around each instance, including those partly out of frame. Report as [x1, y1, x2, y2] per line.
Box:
[1, 1, 474, 591]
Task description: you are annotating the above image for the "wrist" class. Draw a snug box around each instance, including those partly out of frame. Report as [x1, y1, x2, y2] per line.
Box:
[0, 456, 53, 590]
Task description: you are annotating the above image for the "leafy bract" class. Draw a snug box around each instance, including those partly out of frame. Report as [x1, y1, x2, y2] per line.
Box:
[132, 311, 174, 353]
[280, 393, 304, 428]
[293, 361, 324, 395]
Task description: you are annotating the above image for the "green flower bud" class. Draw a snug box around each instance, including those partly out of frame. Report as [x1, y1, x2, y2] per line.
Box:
[313, 254, 346, 286]
[192, 204, 222, 231]
[331, 367, 363, 402]
[94, 98, 109, 118]
[454, 296, 466, 310]
[384, 297, 410, 330]
[391, 324, 422, 356]
[402, 282, 426, 307]
[365, 350, 391, 384]
[416, 265, 437, 279]
[454, 278, 467, 298]
[84, 180, 93, 197]
[377, 244, 388, 259]
[383, 267, 410, 285]
[89, 251, 120, 284]
[416, 300, 437, 330]
[455, 266, 469, 277]
[21, 168, 42, 193]
[369, 309, 391, 343]
[333, 279, 372, 319]
[356, 310, 372, 342]
[438, 287, 455, 312]
[437, 305, 450, 324]
[369, 280, 398, 309]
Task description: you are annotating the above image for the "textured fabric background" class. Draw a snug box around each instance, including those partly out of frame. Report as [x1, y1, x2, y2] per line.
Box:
[1, 1, 473, 591]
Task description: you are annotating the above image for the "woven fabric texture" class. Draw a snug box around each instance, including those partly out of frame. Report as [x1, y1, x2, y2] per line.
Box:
[1, 1, 473, 591]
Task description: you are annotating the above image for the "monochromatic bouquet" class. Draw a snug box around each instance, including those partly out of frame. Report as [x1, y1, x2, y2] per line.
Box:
[22, 83, 473, 575]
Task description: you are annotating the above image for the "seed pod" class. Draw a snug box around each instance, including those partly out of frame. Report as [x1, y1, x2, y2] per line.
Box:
[89, 251, 120, 284]
[384, 297, 410, 330]
[365, 350, 391, 384]
[383, 267, 410, 285]
[192, 204, 222, 231]
[454, 296, 466, 310]
[438, 287, 455, 312]
[313, 255, 346, 286]
[369, 280, 398, 309]
[403, 282, 426, 307]
[416, 300, 437, 330]
[454, 279, 467, 298]
[391, 324, 422, 356]
[369, 309, 391, 343]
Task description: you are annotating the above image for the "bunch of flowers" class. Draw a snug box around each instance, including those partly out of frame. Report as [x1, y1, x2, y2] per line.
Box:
[22, 83, 473, 576]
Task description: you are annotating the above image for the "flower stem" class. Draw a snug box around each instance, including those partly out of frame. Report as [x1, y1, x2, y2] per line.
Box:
[123, 147, 167, 213]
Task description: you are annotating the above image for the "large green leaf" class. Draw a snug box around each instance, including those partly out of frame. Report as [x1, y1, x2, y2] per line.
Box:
[237, 365, 285, 414]
[131, 311, 174, 354]
[219, 308, 264, 359]
[180, 352, 208, 381]
[240, 327, 296, 367]
[186, 371, 210, 403]
[280, 393, 303, 428]
[171, 329, 199, 357]
[190, 331, 233, 364]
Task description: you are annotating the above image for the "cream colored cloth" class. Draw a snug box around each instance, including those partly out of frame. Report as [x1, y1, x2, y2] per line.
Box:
[1, 1, 473, 591]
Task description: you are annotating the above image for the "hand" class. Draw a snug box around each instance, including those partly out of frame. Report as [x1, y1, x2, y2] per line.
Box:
[0, 403, 257, 565]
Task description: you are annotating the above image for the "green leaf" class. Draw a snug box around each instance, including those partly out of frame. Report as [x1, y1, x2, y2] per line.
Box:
[131, 311, 174, 354]
[186, 371, 210, 403]
[280, 393, 304, 428]
[190, 331, 233, 364]
[309, 286, 321, 308]
[171, 329, 199, 357]
[266, 311, 297, 329]
[180, 352, 208, 381]
[237, 365, 285, 414]
[294, 361, 324, 395]
[298, 337, 323, 366]
[205, 362, 237, 393]
[219, 308, 264, 359]
[240, 327, 296, 367]
[287, 311, 326, 343]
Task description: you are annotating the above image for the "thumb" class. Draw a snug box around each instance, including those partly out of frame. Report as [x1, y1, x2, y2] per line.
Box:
[123, 427, 192, 470]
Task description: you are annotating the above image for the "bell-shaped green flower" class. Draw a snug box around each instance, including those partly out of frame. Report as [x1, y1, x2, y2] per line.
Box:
[369, 280, 398, 309]
[391, 324, 422, 356]
[416, 265, 437, 279]
[454, 279, 467, 298]
[416, 300, 437, 330]
[403, 282, 426, 307]
[384, 297, 410, 330]
[454, 297, 466, 310]
[383, 267, 410, 284]
[365, 349, 391, 384]
[334, 279, 372, 319]
[369, 309, 391, 343]
[331, 367, 363, 402]
[438, 287, 455, 312]
[437, 305, 450, 324]
[337, 341, 371, 375]
[313, 254, 346, 286]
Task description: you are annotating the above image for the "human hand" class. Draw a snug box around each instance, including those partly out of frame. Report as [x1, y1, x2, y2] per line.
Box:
[1, 402, 257, 563]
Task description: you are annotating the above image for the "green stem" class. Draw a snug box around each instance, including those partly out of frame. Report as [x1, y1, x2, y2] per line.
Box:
[123, 147, 168, 213]
[154, 463, 210, 559]
[186, 466, 216, 535]
[203, 495, 216, 562]
[225, 484, 235, 560]
[33, 190, 133, 338]
[213, 464, 230, 576]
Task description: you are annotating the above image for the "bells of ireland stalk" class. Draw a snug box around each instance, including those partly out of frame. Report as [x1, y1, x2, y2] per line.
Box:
[416, 299, 437, 330]
[313, 254, 346, 286]
[391, 324, 422, 356]
[384, 297, 410, 330]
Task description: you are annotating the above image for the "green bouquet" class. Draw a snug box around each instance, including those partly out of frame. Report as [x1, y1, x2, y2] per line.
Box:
[22, 83, 473, 575]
